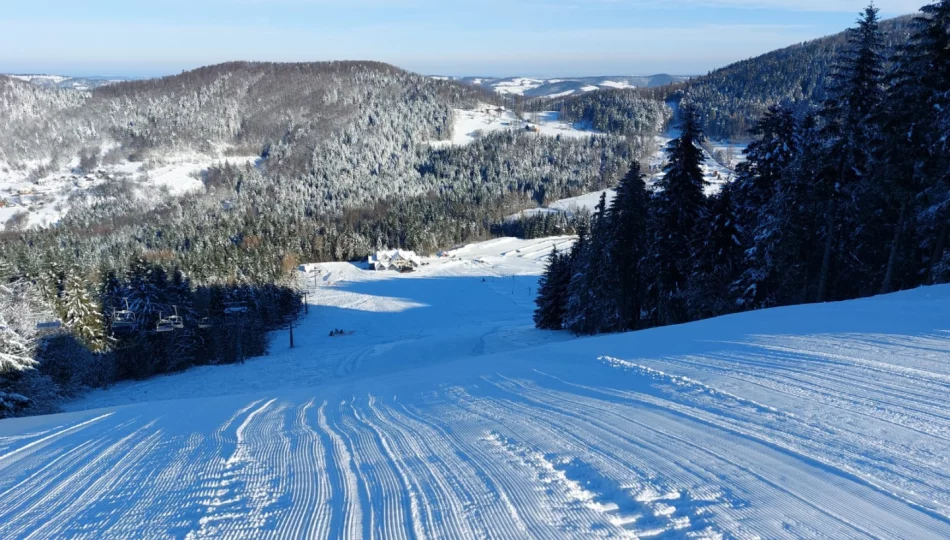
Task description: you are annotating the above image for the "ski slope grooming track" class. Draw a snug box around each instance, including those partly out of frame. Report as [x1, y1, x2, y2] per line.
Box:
[3, 237, 950, 538]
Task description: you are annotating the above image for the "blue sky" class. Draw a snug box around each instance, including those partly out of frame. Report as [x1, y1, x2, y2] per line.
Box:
[0, 0, 923, 78]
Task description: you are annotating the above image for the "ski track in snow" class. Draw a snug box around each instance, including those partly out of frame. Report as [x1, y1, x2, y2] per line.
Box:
[2, 237, 950, 538]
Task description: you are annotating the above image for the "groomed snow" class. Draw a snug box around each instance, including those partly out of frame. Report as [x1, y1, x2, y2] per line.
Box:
[2, 236, 950, 538]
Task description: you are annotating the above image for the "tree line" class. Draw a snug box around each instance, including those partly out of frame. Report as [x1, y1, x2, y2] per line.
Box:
[537, 3, 950, 334]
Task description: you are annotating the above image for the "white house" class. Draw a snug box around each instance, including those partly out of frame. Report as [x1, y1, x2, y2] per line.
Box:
[368, 250, 422, 272]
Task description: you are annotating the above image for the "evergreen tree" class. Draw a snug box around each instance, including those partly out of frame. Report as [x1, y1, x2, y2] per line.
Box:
[563, 220, 599, 335]
[652, 104, 708, 324]
[732, 104, 798, 231]
[0, 280, 50, 375]
[688, 184, 744, 318]
[60, 271, 107, 352]
[534, 247, 567, 330]
[587, 193, 621, 333]
[607, 162, 651, 330]
[0, 316, 34, 374]
[731, 105, 800, 307]
[816, 4, 886, 302]
[885, 0, 950, 286]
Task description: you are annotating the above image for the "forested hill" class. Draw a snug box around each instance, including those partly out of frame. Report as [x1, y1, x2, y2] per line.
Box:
[1, 61, 491, 164]
[683, 15, 915, 140]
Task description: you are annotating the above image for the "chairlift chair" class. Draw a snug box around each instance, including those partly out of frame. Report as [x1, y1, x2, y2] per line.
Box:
[198, 315, 213, 329]
[155, 313, 175, 333]
[167, 306, 185, 330]
[111, 299, 136, 332]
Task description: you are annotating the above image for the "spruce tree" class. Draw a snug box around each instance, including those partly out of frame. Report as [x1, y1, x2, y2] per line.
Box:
[817, 4, 885, 302]
[534, 247, 566, 330]
[652, 104, 708, 324]
[731, 105, 800, 308]
[607, 162, 650, 330]
[587, 193, 620, 333]
[61, 271, 107, 352]
[563, 220, 598, 335]
[688, 184, 743, 318]
[886, 0, 950, 285]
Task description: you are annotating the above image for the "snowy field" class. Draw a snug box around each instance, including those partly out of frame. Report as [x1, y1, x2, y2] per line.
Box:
[3, 236, 950, 538]
[428, 105, 601, 148]
[0, 151, 258, 229]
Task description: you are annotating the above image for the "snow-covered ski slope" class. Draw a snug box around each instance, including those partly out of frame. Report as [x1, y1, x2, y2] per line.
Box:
[3, 236, 950, 538]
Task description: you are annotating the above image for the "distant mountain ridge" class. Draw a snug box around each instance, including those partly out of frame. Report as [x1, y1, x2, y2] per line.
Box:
[444, 75, 688, 98]
[4, 74, 129, 91]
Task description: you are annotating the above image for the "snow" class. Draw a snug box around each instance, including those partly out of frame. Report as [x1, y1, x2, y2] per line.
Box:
[0, 150, 258, 229]
[492, 78, 545, 96]
[599, 80, 637, 90]
[428, 105, 601, 148]
[8, 74, 69, 84]
[2, 235, 950, 538]
[510, 189, 617, 221]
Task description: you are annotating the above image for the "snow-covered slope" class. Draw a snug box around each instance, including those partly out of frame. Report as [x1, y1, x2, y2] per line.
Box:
[428, 105, 600, 148]
[0, 150, 259, 229]
[2, 236, 950, 538]
[453, 75, 689, 98]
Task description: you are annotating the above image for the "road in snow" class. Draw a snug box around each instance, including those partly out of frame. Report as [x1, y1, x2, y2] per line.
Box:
[2, 236, 950, 538]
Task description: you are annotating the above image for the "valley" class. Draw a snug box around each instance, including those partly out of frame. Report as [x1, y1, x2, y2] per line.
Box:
[2, 2, 950, 537]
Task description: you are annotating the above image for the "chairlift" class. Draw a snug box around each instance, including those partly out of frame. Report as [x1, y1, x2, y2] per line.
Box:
[167, 305, 185, 330]
[198, 315, 213, 329]
[111, 298, 136, 332]
[155, 312, 176, 333]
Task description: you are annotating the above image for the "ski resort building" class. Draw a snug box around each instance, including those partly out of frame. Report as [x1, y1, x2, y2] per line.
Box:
[368, 250, 422, 272]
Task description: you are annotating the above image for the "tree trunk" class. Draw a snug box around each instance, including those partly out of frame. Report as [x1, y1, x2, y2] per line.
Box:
[817, 197, 837, 303]
[881, 198, 907, 294]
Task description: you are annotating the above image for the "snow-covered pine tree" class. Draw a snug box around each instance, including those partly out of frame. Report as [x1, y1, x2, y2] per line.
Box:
[60, 270, 107, 352]
[563, 221, 598, 335]
[885, 0, 950, 285]
[607, 162, 651, 330]
[652, 104, 708, 325]
[534, 247, 567, 330]
[0, 280, 53, 375]
[688, 184, 744, 319]
[587, 192, 622, 333]
[731, 104, 800, 308]
[0, 313, 34, 374]
[817, 3, 886, 302]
